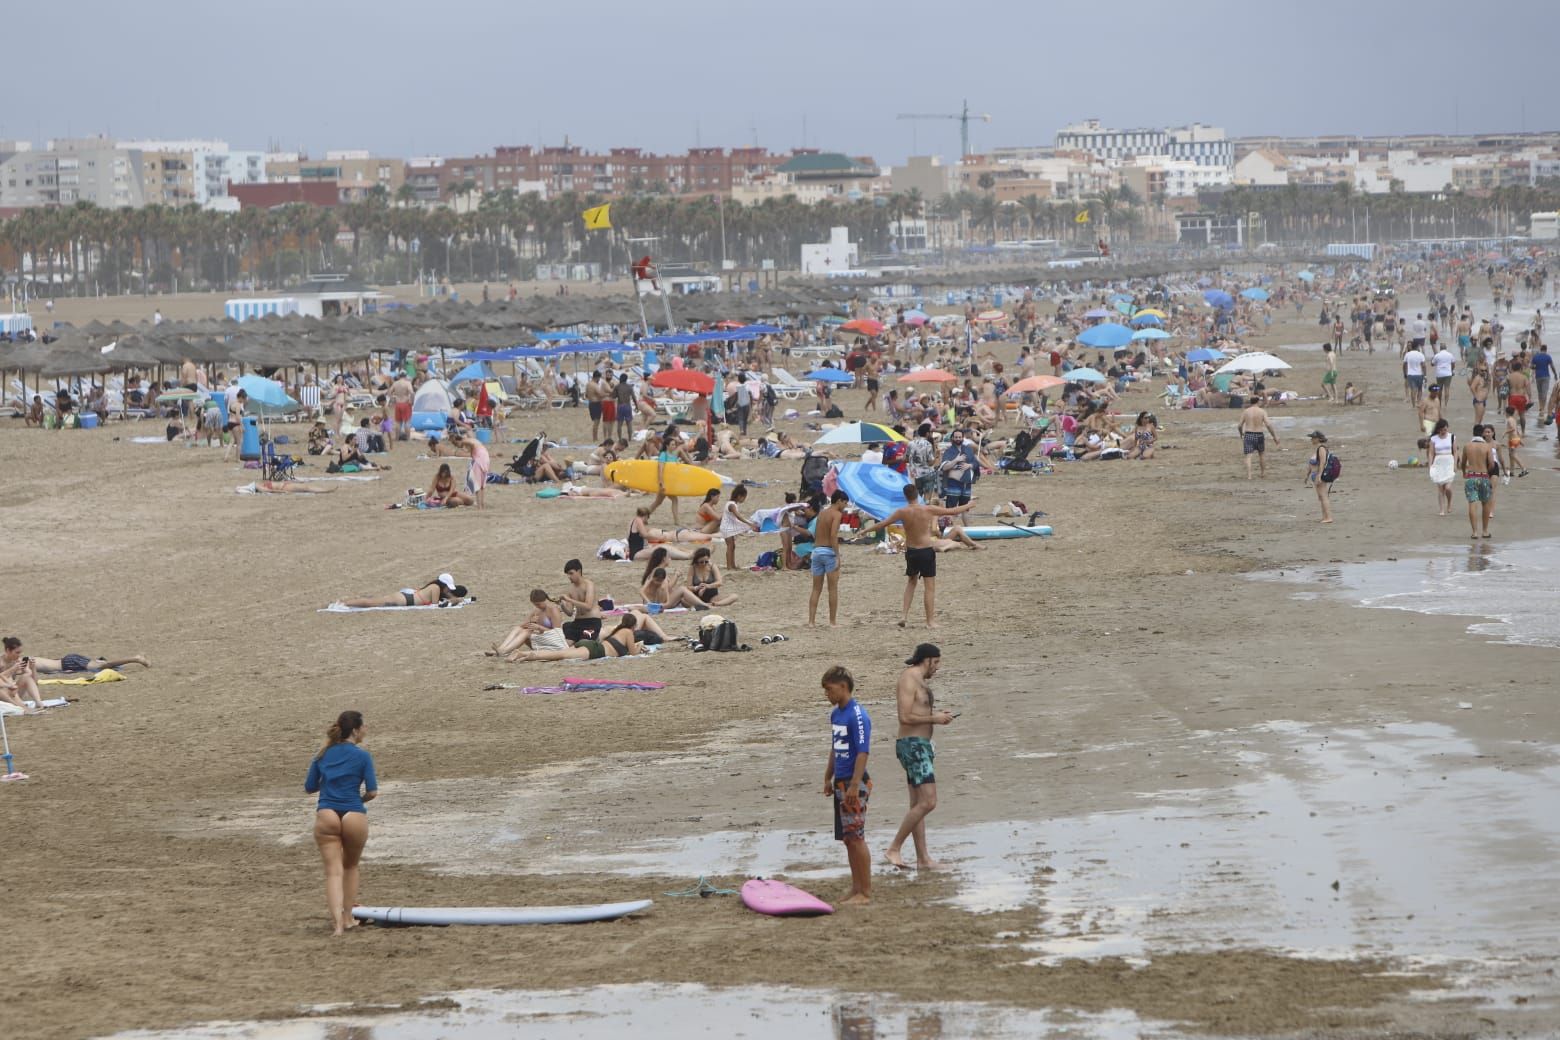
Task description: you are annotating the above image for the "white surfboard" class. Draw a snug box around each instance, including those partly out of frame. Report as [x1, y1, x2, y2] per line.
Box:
[352, 899, 652, 926]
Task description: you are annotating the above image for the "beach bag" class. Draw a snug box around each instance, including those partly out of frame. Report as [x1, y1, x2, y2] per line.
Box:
[1321, 452, 1342, 482]
[699, 619, 738, 652]
[755, 550, 779, 570]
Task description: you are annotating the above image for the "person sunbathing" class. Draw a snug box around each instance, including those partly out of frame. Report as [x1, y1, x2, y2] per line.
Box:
[509, 618, 643, 663]
[640, 567, 707, 610]
[559, 483, 630, 498]
[0, 653, 46, 714]
[629, 509, 714, 561]
[492, 589, 568, 659]
[241, 481, 337, 495]
[2, 635, 149, 675]
[713, 428, 746, 460]
[429, 463, 473, 507]
[335, 574, 468, 609]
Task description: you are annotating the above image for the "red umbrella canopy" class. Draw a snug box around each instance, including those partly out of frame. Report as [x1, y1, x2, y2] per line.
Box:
[841, 318, 884, 335]
[650, 368, 715, 395]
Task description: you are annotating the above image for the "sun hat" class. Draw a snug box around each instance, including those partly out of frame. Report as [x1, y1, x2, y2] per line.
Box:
[437, 573, 457, 590]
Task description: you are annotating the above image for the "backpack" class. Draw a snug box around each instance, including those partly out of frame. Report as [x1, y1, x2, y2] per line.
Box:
[699, 619, 738, 652]
[1321, 451, 1341, 482]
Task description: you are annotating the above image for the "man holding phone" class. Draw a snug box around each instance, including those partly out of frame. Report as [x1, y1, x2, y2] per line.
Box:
[885, 643, 956, 870]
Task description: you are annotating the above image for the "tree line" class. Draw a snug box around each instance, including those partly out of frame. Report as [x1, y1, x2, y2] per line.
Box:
[4, 179, 1556, 297]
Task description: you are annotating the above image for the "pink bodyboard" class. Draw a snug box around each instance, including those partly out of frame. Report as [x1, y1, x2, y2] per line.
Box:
[740, 878, 834, 917]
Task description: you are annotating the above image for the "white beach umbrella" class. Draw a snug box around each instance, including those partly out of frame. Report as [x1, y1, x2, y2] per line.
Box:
[1215, 352, 1291, 375]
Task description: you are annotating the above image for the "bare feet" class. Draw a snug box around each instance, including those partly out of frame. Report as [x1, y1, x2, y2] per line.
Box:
[916, 859, 946, 871]
[1320, 519, 1334, 524]
[885, 848, 909, 870]
[840, 894, 871, 906]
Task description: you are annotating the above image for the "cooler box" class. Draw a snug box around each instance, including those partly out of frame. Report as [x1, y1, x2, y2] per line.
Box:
[78, 413, 100, 429]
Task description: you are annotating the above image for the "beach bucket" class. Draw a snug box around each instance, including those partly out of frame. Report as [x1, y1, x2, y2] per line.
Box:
[474, 428, 493, 444]
[78, 413, 99, 429]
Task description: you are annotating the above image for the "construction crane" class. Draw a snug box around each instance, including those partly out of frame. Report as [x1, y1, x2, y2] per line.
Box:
[896, 100, 991, 158]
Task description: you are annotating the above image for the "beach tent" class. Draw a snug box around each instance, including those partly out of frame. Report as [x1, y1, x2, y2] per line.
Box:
[411, 379, 453, 432]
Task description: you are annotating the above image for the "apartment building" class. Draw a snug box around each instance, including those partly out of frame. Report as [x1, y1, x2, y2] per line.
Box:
[0, 139, 146, 208]
[266, 151, 404, 202]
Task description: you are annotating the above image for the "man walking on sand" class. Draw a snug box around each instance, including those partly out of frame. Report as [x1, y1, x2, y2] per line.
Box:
[389, 372, 414, 442]
[821, 665, 872, 906]
[1238, 400, 1280, 480]
[808, 490, 848, 628]
[885, 644, 956, 871]
[1460, 423, 1498, 538]
[859, 484, 974, 629]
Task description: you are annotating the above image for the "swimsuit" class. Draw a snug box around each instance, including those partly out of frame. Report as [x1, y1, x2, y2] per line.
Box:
[604, 636, 628, 657]
[810, 546, 839, 577]
[1242, 431, 1265, 455]
[1464, 475, 1492, 503]
[895, 736, 936, 787]
[832, 774, 871, 842]
[579, 640, 606, 660]
[905, 546, 937, 579]
[627, 528, 646, 558]
[400, 589, 418, 606]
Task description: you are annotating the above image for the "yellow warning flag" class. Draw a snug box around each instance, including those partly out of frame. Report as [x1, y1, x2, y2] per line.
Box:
[582, 204, 612, 230]
[1074, 209, 1090, 225]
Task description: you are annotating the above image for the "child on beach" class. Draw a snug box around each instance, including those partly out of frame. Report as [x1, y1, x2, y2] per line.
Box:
[1503, 406, 1528, 479]
[822, 665, 872, 906]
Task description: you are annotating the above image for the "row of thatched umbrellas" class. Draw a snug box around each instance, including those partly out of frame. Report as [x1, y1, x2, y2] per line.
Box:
[0, 286, 858, 382]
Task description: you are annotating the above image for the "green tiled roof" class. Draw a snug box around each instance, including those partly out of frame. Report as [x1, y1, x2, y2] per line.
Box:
[778, 153, 876, 176]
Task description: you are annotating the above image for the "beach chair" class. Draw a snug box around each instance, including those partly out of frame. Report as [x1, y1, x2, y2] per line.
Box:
[799, 453, 830, 497]
[297, 383, 322, 418]
[261, 439, 298, 481]
[769, 370, 811, 400]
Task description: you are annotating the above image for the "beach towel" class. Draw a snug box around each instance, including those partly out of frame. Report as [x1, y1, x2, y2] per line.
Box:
[294, 474, 382, 483]
[604, 605, 690, 617]
[485, 679, 668, 694]
[318, 599, 474, 613]
[39, 668, 125, 686]
[131, 435, 170, 444]
[0, 697, 70, 715]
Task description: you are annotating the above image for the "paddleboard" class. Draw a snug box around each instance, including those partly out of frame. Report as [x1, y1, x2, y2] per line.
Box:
[961, 525, 1052, 540]
[740, 879, 834, 917]
[605, 459, 722, 498]
[352, 899, 652, 926]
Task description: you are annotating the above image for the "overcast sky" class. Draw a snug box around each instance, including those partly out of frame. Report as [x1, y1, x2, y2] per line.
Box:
[8, 0, 1558, 165]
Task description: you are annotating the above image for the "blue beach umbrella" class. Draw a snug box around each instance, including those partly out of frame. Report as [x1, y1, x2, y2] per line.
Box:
[1297, 270, 1316, 282]
[1186, 347, 1225, 362]
[1203, 289, 1235, 309]
[450, 360, 495, 384]
[1240, 287, 1270, 301]
[1130, 314, 1163, 327]
[1077, 323, 1134, 349]
[234, 374, 298, 414]
[1065, 367, 1107, 383]
[1131, 328, 1172, 341]
[805, 368, 856, 384]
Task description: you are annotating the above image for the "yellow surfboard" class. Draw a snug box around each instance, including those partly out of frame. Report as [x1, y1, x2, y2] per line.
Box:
[605, 459, 723, 498]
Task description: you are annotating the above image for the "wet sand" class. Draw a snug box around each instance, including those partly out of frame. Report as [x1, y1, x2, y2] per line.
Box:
[4, 293, 1558, 1039]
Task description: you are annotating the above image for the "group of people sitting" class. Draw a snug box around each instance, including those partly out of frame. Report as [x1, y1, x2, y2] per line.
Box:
[486, 559, 674, 664]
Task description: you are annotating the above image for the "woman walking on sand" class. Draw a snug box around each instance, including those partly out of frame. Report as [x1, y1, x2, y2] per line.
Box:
[305, 710, 378, 936]
[1428, 418, 1457, 516]
[1305, 430, 1336, 524]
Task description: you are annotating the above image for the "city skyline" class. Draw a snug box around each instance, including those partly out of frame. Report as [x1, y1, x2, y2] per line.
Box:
[8, 0, 1558, 167]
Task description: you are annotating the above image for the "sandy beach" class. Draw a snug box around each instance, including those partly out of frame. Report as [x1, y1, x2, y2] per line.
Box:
[3, 286, 1558, 1039]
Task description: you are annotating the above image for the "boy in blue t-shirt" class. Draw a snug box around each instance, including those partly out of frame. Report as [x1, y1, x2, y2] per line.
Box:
[822, 665, 872, 905]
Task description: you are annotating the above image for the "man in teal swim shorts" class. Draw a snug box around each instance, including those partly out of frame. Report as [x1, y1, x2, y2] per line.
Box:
[807, 490, 848, 628]
[886, 643, 956, 870]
